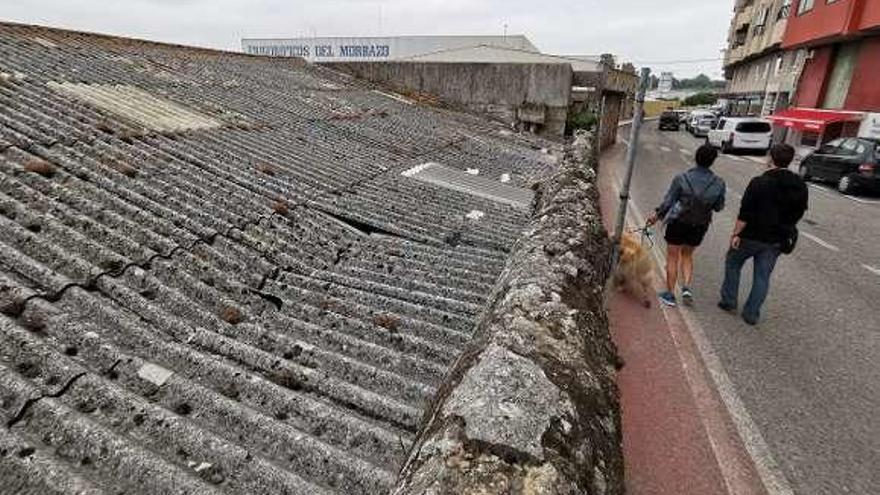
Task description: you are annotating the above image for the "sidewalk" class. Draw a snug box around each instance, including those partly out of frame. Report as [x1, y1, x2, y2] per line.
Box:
[598, 142, 768, 495]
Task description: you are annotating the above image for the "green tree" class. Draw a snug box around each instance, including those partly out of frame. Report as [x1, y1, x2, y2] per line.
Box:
[672, 73, 725, 90]
[566, 111, 598, 135]
[683, 92, 719, 106]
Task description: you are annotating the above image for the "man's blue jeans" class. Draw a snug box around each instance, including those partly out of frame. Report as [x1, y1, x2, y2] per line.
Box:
[720, 238, 781, 323]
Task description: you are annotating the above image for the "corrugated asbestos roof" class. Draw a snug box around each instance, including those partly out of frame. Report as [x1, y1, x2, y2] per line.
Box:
[0, 22, 559, 495]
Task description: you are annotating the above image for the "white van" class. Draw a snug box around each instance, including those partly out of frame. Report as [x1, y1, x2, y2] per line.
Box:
[707, 117, 773, 153]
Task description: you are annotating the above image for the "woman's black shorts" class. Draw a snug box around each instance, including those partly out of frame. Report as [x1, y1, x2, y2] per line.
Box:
[664, 221, 709, 247]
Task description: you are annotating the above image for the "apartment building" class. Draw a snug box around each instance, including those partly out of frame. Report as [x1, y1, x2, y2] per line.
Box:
[767, 0, 880, 147]
[722, 0, 800, 117]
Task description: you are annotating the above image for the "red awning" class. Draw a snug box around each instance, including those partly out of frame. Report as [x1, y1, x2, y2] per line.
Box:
[767, 107, 864, 132]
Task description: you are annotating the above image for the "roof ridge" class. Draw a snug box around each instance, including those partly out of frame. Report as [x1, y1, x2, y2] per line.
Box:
[0, 20, 258, 59]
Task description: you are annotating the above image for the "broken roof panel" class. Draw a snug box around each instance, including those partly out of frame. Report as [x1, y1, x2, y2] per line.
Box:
[0, 21, 560, 494]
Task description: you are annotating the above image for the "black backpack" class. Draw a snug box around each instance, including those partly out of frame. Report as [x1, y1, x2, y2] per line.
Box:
[677, 174, 719, 226]
[778, 225, 799, 255]
[771, 173, 802, 255]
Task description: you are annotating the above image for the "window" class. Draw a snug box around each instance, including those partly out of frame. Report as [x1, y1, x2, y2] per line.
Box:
[775, 55, 784, 75]
[840, 139, 867, 156]
[797, 0, 815, 15]
[839, 139, 862, 156]
[736, 121, 772, 133]
[734, 24, 750, 46]
[754, 7, 770, 34]
[855, 142, 867, 155]
[820, 138, 846, 153]
[778, 0, 792, 20]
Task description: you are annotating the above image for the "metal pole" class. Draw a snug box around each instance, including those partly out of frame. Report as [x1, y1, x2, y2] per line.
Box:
[595, 93, 606, 154]
[611, 67, 651, 265]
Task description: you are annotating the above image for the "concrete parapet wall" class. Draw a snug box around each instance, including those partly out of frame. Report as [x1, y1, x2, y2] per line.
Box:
[393, 133, 623, 494]
[325, 61, 573, 136]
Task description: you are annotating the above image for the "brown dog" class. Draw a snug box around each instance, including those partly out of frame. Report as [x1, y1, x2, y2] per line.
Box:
[614, 232, 654, 308]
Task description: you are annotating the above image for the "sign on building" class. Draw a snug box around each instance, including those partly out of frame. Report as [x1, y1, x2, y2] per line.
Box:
[241, 36, 539, 63]
[858, 113, 880, 140]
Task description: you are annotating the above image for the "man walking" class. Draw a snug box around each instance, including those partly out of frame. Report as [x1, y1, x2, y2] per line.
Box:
[719, 143, 809, 325]
[648, 144, 726, 307]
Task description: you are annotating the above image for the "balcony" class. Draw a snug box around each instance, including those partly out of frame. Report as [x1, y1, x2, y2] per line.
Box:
[724, 45, 747, 68]
[770, 19, 787, 46]
[734, 3, 757, 25]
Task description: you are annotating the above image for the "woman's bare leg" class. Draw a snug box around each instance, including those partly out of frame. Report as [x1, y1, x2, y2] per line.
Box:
[681, 246, 696, 287]
[666, 245, 682, 293]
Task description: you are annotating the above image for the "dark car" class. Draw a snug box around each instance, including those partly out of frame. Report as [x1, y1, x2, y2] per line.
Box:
[659, 111, 680, 131]
[798, 137, 880, 194]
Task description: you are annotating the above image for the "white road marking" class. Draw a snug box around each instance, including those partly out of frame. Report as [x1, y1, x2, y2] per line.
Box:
[680, 148, 690, 155]
[610, 172, 796, 495]
[809, 184, 880, 205]
[863, 264, 880, 277]
[842, 194, 880, 205]
[744, 156, 767, 164]
[660, 146, 672, 153]
[808, 184, 836, 198]
[728, 156, 746, 162]
[801, 231, 840, 252]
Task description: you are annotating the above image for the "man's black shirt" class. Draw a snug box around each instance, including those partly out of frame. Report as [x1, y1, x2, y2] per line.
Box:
[739, 168, 809, 244]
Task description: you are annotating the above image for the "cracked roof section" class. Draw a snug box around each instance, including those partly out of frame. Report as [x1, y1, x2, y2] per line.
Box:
[0, 21, 560, 495]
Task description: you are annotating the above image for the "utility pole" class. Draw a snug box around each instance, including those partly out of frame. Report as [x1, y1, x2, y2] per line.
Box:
[612, 67, 651, 265]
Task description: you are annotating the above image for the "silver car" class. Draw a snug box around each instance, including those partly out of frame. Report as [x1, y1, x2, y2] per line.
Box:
[693, 116, 717, 138]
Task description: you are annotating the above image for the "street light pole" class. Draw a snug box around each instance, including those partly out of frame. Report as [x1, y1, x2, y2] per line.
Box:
[611, 67, 651, 265]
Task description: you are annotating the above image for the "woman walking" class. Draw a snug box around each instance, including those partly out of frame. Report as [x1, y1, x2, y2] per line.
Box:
[647, 144, 726, 307]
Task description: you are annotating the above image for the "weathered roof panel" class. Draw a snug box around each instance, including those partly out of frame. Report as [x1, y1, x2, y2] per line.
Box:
[0, 21, 559, 494]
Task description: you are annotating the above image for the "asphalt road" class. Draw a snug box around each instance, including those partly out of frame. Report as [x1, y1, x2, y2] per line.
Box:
[615, 123, 880, 495]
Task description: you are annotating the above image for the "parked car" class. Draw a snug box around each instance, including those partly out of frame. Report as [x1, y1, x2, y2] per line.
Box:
[676, 110, 691, 124]
[798, 137, 880, 194]
[687, 110, 715, 133]
[707, 118, 772, 153]
[659, 111, 680, 131]
[692, 116, 717, 138]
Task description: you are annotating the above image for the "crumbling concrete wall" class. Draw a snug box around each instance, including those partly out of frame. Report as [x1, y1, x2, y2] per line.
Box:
[326, 61, 572, 137]
[393, 133, 623, 495]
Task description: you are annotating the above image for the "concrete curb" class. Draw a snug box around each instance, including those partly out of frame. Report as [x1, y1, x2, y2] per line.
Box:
[393, 133, 624, 494]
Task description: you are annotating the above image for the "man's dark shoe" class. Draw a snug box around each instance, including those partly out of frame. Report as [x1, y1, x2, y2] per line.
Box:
[742, 314, 758, 326]
[717, 301, 737, 313]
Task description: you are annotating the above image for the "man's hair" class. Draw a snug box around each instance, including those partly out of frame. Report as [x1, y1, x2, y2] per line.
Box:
[770, 143, 795, 168]
[695, 144, 718, 168]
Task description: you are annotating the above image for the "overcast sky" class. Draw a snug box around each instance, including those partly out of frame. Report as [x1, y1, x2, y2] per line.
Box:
[1, 0, 732, 78]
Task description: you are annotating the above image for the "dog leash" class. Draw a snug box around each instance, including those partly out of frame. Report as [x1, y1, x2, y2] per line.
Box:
[629, 225, 656, 249]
